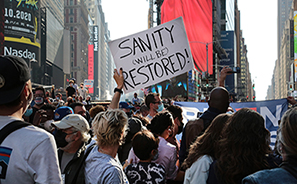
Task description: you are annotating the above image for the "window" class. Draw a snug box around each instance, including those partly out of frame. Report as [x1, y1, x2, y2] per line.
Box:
[70, 17, 73, 23]
[70, 9, 73, 14]
[70, 0, 73, 5]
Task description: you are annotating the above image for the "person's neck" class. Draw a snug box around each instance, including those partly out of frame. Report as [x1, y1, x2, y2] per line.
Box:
[0, 105, 24, 119]
[149, 109, 157, 117]
[98, 144, 119, 158]
[160, 132, 168, 140]
[61, 140, 83, 154]
[33, 104, 43, 109]
[139, 159, 152, 163]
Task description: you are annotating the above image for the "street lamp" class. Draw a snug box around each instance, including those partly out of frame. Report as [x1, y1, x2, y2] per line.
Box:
[190, 40, 227, 77]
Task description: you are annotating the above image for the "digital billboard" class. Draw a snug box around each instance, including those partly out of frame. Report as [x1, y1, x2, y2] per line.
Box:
[161, 0, 213, 75]
[146, 73, 188, 99]
[88, 44, 94, 94]
[3, 0, 40, 61]
[220, 31, 235, 93]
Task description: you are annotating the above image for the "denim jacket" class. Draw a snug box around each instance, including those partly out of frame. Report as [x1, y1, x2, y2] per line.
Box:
[242, 167, 297, 184]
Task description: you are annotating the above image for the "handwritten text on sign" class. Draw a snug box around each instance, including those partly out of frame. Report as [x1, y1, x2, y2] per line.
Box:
[108, 17, 194, 93]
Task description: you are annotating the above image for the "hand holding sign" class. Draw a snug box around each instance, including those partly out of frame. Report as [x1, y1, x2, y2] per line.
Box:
[114, 68, 124, 90]
[109, 17, 194, 93]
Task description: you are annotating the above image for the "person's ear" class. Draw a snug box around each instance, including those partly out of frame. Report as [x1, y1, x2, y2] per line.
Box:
[74, 131, 82, 141]
[150, 149, 157, 158]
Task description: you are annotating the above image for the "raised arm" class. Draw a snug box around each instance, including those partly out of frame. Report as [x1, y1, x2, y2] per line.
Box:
[218, 66, 232, 87]
[109, 68, 124, 109]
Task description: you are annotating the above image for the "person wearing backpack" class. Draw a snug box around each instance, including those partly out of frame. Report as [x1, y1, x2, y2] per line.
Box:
[51, 114, 91, 184]
[0, 55, 62, 183]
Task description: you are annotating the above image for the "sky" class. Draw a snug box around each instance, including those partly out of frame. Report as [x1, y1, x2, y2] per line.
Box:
[101, 0, 277, 101]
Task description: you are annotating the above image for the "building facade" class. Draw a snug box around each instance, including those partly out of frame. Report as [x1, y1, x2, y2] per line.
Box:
[64, 0, 89, 85]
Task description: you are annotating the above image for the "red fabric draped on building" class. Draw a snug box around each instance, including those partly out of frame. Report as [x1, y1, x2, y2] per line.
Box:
[161, 0, 213, 74]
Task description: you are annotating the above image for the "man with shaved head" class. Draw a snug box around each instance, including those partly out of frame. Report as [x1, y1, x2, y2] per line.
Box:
[179, 68, 231, 165]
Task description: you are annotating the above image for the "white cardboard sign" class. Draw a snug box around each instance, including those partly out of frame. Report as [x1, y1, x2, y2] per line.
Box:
[108, 17, 194, 93]
[84, 79, 94, 88]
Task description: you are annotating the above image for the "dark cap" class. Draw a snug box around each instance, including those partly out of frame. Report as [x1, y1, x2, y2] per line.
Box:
[0, 55, 30, 105]
[119, 101, 134, 109]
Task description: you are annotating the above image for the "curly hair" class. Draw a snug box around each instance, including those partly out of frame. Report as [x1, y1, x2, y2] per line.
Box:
[89, 105, 105, 118]
[216, 108, 271, 184]
[92, 109, 128, 147]
[147, 111, 174, 136]
[182, 113, 231, 170]
[279, 107, 297, 156]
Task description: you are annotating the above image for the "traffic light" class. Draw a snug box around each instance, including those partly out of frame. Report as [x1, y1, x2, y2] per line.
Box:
[253, 96, 255, 101]
[252, 84, 255, 89]
[290, 84, 293, 90]
[206, 79, 209, 87]
[246, 96, 249, 99]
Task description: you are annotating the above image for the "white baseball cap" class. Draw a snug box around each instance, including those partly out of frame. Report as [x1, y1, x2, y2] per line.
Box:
[52, 114, 90, 132]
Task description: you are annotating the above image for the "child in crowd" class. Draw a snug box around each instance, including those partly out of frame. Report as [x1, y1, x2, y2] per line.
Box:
[125, 130, 166, 184]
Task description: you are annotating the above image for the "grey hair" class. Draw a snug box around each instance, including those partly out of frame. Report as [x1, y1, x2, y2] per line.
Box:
[71, 127, 91, 143]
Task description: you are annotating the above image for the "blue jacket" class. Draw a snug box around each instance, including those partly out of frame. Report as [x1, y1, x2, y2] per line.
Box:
[242, 168, 297, 184]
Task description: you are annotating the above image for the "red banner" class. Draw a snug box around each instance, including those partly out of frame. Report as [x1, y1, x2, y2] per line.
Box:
[161, 0, 213, 74]
[88, 44, 94, 93]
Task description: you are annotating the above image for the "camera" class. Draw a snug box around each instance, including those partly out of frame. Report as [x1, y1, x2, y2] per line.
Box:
[227, 67, 240, 73]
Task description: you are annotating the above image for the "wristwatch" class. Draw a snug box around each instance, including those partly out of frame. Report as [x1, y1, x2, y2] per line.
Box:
[114, 88, 123, 94]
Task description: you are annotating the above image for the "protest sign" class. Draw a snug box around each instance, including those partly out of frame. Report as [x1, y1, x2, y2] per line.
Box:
[108, 17, 194, 93]
[84, 79, 94, 88]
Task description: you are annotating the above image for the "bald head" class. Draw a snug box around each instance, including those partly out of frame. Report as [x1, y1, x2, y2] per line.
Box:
[208, 87, 229, 113]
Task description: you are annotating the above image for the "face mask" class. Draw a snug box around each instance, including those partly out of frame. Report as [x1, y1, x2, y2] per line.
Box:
[152, 150, 159, 161]
[24, 108, 33, 117]
[54, 129, 68, 148]
[177, 122, 184, 134]
[157, 103, 164, 112]
[35, 97, 44, 105]
[56, 97, 60, 100]
[70, 84, 73, 87]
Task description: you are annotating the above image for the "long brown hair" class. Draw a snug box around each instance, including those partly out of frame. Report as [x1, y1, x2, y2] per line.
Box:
[182, 113, 231, 170]
[216, 108, 271, 184]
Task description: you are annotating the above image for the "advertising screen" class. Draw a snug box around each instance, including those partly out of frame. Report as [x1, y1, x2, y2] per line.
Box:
[146, 73, 188, 99]
[88, 44, 94, 93]
[161, 0, 213, 75]
[3, 0, 40, 61]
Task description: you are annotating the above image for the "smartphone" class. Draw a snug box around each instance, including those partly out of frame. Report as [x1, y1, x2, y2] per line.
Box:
[227, 67, 240, 73]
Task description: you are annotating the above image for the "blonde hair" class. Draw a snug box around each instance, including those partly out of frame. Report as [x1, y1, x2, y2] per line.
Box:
[279, 107, 297, 156]
[92, 109, 128, 147]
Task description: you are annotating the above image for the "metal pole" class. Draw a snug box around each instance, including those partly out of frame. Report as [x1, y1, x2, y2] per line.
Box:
[206, 44, 208, 76]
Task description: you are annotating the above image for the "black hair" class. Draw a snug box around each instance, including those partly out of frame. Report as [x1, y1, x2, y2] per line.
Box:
[132, 129, 159, 160]
[147, 111, 174, 135]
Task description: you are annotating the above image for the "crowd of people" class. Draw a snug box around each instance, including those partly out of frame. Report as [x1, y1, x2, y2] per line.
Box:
[1, 54, 297, 184]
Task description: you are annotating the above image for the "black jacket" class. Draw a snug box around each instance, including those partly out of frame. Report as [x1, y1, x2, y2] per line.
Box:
[58, 142, 88, 184]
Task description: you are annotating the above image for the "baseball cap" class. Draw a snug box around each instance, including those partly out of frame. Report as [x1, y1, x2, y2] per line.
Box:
[119, 101, 134, 109]
[0, 55, 30, 105]
[52, 114, 90, 132]
[54, 106, 74, 121]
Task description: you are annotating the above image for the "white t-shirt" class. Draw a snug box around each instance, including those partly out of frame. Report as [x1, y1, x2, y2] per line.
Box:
[184, 155, 213, 184]
[0, 116, 62, 184]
